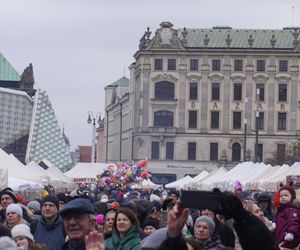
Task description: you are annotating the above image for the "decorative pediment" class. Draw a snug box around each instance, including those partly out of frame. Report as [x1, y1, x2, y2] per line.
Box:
[186, 74, 202, 81]
[230, 74, 247, 81]
[253, 74, 269, 82]
[144, 22, 187, 51]
[151, 73, 178, 82]
[208, 73, 224, 81]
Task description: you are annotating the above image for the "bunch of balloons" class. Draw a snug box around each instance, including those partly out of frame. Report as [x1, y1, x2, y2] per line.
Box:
[97, 160, 151, 187]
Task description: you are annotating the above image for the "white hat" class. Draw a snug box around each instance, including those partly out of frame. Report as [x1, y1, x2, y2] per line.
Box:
[100, 195, 108, 203]
[11, 224, 34, 243]
[150, 194, 160, 202]
[0, 236, 17, 250]
[6, 204, 23, 217]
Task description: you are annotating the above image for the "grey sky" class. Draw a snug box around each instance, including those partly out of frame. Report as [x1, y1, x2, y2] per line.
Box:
[0, 0, 299, 150]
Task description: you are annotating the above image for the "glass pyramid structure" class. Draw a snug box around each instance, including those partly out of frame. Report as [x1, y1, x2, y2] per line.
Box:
[25, 90, 73, 170]
[0, 53, 21, 81]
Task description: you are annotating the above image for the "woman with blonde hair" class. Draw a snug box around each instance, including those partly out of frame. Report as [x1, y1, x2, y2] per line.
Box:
[4, 204, 28, 230]
[242, 200, 275, 232]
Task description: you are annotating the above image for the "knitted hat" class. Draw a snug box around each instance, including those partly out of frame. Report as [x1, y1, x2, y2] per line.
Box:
[140, 228, 167, 249]
[41, 195, 59, 210]
[27, 200, 41, 212]
[96, 214, 104, 225]
[0, 236, 17, 250]
[195, 216, 215, 235]
[56, 192, 68, 203]
[6, 204, 23, 217]
[142, 217, 159, 230]
[279, 182, 296, 201]
[150, 194, 160, 202]
[11, 224, 34, 243]
[234, 180, 243, 192]
[0, 187, 18, 203]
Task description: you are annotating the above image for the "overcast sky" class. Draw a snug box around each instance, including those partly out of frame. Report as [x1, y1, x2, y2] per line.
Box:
[0, 0, 299, 150]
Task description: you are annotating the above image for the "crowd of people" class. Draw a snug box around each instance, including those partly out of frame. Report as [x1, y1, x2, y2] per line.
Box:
[0, 180, 299, 250]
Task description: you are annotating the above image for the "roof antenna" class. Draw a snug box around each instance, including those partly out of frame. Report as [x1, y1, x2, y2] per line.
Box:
[292, 6, 295, 26]
[123, 67, 125, 77]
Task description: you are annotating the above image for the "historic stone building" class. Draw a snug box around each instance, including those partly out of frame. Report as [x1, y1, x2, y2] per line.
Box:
[105, 22, 300, 181]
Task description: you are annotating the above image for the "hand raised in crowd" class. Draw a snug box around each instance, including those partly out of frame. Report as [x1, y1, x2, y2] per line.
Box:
[85, 231, 105, 250]
[167, 201, 189, 238]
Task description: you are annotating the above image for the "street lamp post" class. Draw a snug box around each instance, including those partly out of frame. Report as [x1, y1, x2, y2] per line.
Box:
[87, 112, 102, 163]
[255, 88, 260, 163]
[243, 97, 248, 161]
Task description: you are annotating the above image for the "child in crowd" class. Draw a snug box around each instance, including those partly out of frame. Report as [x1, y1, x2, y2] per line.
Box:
[275, 182, 300, 249]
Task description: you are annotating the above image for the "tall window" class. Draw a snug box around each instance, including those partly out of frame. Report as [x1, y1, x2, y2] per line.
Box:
[168, 59, 176, 70]
[279, 60, 288, 72]
[154, 59, 163, 70]
[188, 142, 196, 160]
[277, 144, 286, 163]
[189, 82, 198, 100]
[154, 111, 173, 127]
[257, 144, 263, 162]
[155, 81, 174, 100]
[210, 143, 218, 161]
[258, 112, 264, 130]
[257, 60, 266, 72]
[233, 112, 242, 129]
[151, 142, 159, 160]
[189, 111, 197, 129]
[190, 59, 198, 71]
[234, 59, 243, 71]
[278, 84, 287, 102]
[232, 142, 241, 162]
[211, 83, 220, 101]
[278, 112, 286, 130]
[211, 111, 219, 129]
[233, 83, 242, 101]
[212, 59, 221, 71]
[256, 84, 265, 101]
[166, 142, 174, 160]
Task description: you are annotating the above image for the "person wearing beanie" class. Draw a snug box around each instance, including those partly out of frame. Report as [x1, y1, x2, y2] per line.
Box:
[234, 180, 243, 199]
[194, 215, 224, 249]
[31, 194, 65, 250]
[4, 204, 27, 230]
[275, 182, 300, 249]
[27, 200, 42, 221]
[11, 224, 39, 250]
[142, 216, 159, 236]
[56, 192, 68, 210]
[0, 187, 18, 224]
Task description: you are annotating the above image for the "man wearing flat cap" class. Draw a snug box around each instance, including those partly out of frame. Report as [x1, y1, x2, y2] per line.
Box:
[31, 194, 66, 250]
[60, 197, 105, 250]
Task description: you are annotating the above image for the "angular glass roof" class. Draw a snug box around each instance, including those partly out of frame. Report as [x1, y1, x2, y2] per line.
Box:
[26, 90, 73, 170]
[0, 53, 21, 81]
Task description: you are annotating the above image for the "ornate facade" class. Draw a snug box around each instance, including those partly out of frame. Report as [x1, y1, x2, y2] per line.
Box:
[105, 22, 300, 180]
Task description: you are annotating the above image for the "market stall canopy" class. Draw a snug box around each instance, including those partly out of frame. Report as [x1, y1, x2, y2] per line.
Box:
[165, 175, 192, 190]
[199, 167, 229, 190]
[9, 177, 43, 191]
[65, 162, 112, 182]
[39, 159, 72, 184]
[184, 170, 209, 189]
[0, 149, 42, 182]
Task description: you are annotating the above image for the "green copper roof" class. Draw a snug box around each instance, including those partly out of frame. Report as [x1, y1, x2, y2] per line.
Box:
[112, 76, 129, 98]
[178, 28, 296, 49]
[0, 53, 21, 81]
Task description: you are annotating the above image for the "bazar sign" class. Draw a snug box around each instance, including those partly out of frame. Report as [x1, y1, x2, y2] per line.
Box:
[167, 165, 195, 169]
[73, 178, 96, 183]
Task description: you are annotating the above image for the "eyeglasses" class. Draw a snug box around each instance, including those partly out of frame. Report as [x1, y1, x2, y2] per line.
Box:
[64, 213, 88, 222]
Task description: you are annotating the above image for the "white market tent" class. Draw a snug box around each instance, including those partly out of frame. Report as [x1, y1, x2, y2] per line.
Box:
[198, 167, 229, 190]
[212, 162, 270, 191]
[65, 162, 111, 181]
[9, 177, 43, 191]
[165, 175, 192, 190]
[141, 179, 162, 189]
[246, 165, 288, 190]
[184, 170, 209, 189]
[41, 159, 72, 184]
[0, 149, 42, 183]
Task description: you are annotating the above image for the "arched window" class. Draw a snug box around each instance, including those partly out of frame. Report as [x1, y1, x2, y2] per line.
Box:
[155, 81, 175, 100]
[232, 142, 241, 162]
[154, 110, 173, 127]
